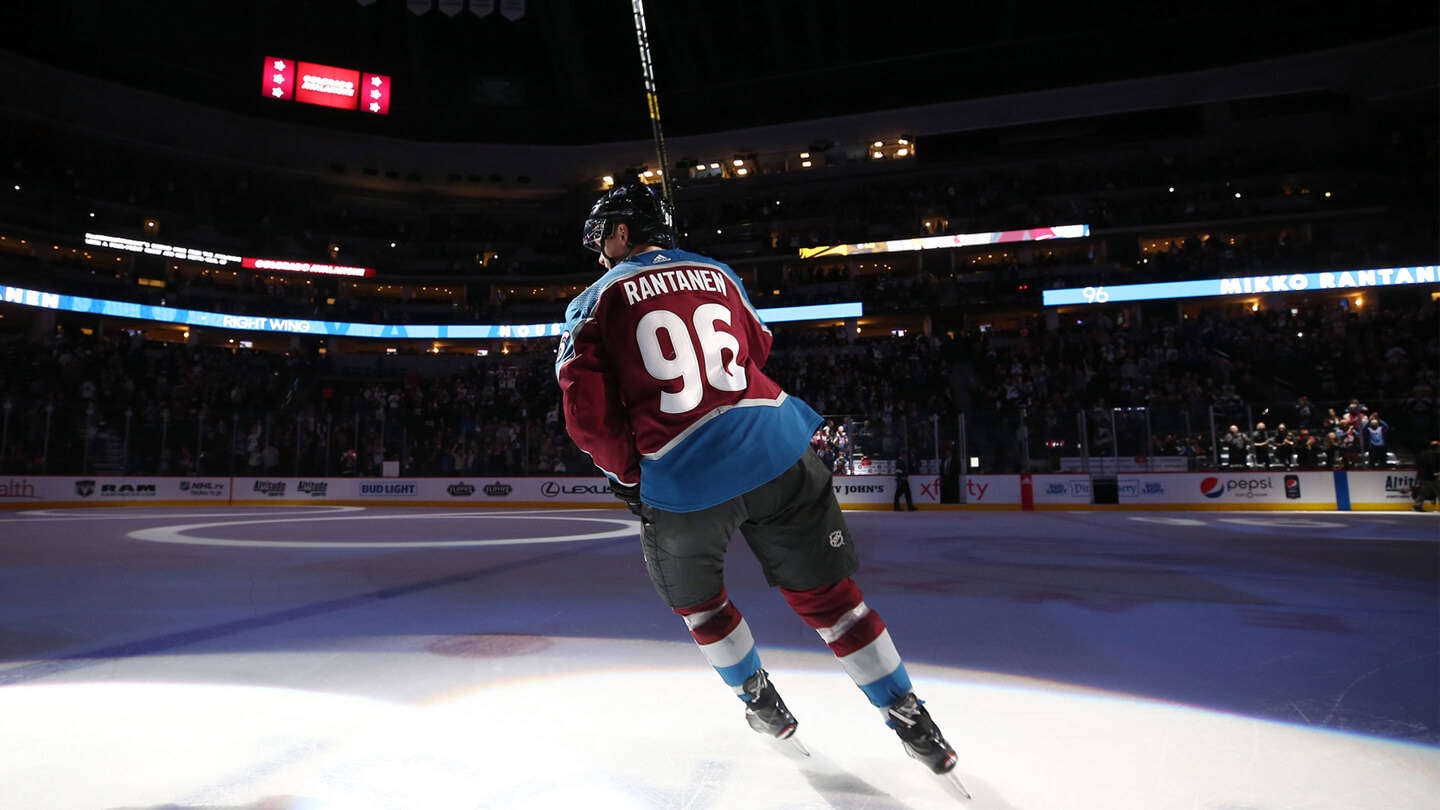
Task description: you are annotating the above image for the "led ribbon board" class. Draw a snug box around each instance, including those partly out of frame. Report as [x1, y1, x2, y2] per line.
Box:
[263, 57, 390, 115]
[85, 234, 241, 266]
[1042, 265, 1440, 306]
[85, 234, 375, 278]
[798, 225, 1090, 260]
[0, 285, 862, 339]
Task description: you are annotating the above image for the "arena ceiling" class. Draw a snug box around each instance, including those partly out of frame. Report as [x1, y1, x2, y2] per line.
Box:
[0, 0, 1433, 145]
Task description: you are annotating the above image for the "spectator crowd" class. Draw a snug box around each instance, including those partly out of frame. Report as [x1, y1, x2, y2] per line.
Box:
[1, 291, 1433, 478]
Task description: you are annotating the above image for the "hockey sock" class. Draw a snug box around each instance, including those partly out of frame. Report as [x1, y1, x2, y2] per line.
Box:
[676, 588, 763, 699]
[781, 578, 913, 708]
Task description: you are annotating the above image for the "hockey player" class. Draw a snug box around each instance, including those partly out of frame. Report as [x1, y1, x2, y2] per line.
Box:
[555, 184, 968, 796]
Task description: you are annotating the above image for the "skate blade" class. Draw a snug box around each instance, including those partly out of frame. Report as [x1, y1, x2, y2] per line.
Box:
[785, 735, 811, 757]
[942, 769, 972, 800]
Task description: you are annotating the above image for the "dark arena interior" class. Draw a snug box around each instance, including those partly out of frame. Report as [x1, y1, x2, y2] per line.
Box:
[0, 2, 1437, 808]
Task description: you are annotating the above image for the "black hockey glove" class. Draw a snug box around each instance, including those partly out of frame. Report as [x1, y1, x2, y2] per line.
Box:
[610, 480, 644, 517]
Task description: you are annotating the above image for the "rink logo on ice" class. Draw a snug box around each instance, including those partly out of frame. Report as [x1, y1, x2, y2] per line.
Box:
[482, 482, 512, 497]
[1200, 477, 1271, 499]
[360, 482, 418, 496]
[297, 480, 328, 497]
[254, 480, 287, 497]
[447, 482, 476, 497]
[0, 479, 37, 498]
[540, 481, 607, 497]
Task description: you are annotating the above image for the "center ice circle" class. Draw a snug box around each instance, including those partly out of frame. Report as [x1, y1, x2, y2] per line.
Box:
[126, 511, 638, 549]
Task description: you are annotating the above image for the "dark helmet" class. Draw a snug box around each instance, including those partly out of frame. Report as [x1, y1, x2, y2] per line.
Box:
[581, 183, 676, 254]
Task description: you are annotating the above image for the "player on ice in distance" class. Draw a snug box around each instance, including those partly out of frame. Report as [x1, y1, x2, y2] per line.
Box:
[554, 183, 970, 798]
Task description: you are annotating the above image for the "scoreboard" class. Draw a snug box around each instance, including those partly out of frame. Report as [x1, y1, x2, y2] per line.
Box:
[263, 57, 390, 115]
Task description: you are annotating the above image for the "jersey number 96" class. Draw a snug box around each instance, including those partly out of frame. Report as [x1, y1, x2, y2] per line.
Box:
[636, 304, 747, 414]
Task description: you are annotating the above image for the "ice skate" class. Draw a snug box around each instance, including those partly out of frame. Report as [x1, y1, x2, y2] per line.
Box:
[742, 669, 810, 756]
[888, 693, 971, 799]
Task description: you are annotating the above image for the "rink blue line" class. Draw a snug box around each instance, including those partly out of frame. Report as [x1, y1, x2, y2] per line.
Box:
[0, 539, 629, 686]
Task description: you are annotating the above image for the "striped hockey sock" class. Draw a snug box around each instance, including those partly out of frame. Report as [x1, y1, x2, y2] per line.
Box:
[781, 578, 913, 707]
[676, 588, 763, 698]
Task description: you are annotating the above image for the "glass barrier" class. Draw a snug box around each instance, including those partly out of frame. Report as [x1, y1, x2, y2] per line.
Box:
[0, 395, 1430, 477]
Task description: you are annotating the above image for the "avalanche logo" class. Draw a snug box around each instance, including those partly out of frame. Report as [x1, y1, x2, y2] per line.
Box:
[1200, 477, 1225, 499]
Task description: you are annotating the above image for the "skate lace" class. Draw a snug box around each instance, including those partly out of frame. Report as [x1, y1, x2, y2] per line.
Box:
[888, 695, 923, 728]
[745, 669, 771, 702]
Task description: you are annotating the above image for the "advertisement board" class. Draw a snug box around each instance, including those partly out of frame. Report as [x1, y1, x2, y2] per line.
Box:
[1044, 265, 1440, 307]
[239, 477, 343, 500]
[0, 477, 229, 506]
[1028, 472, 1340, 509]
[228, 477, 621, 505]
[1127, 472, 1336, 508]
[955, 475, 1022, 507]
[262, 57, 391, 115]
[3, 279, 857, 340]
[0, 472, 1413, 510]
[241, 257, 374, 278]
[1032, 475, 1095, 506]
[293, 61, 363, 110]
[799, 224, 1090, 260]
[1346, 470, 1418, 509]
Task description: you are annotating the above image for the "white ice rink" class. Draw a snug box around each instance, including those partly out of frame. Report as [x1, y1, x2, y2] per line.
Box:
[1, 506, 1436, 809]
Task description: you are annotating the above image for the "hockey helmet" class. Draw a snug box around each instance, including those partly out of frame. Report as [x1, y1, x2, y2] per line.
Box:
[581, 183, 677, 254]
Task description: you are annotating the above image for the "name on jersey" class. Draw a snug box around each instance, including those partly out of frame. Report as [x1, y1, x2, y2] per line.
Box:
[622, 267, 728, 306]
